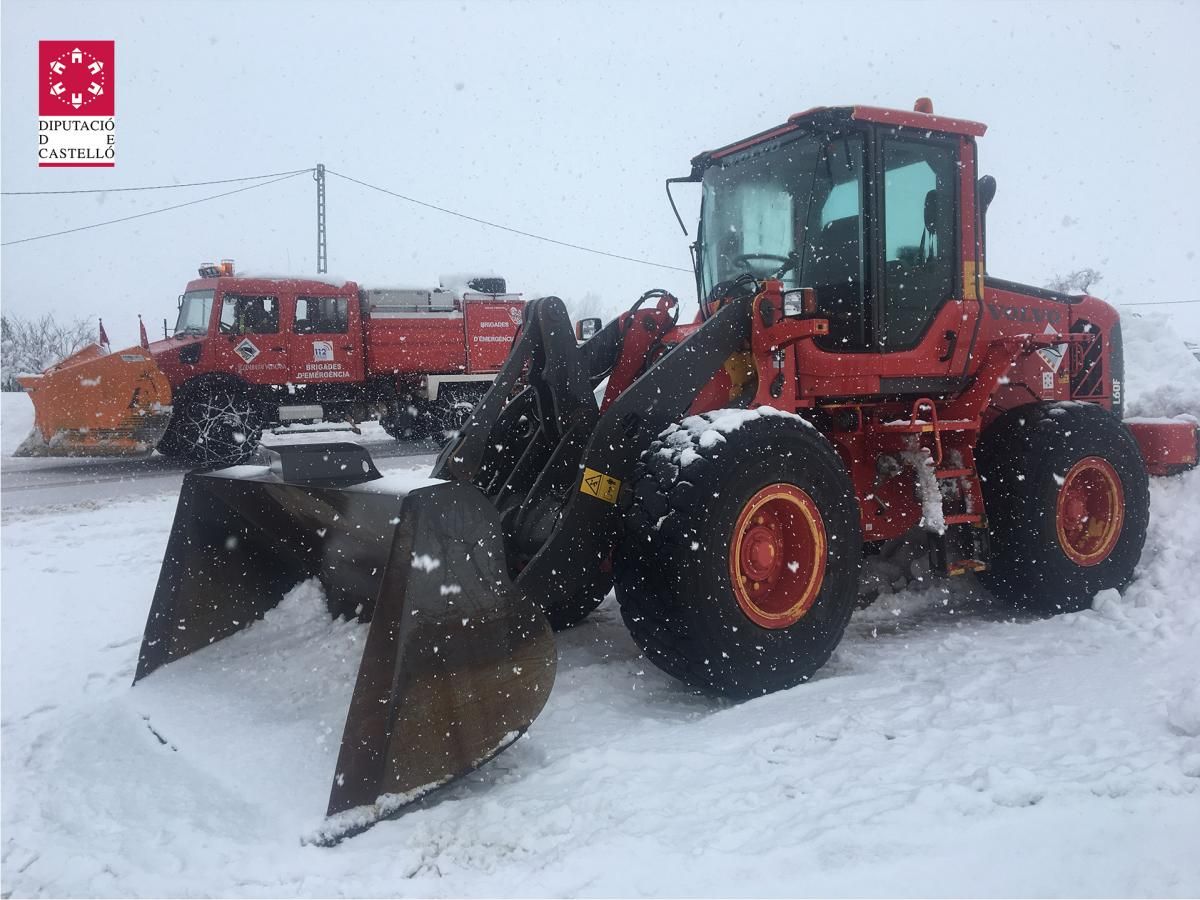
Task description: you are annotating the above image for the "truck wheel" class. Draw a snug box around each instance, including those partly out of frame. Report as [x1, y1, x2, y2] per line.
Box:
[381, 397, 432, 441]
[432, 386, 486, 440]
[977, 402, 1150, 613]
[614, 411, 862, 698]
[161, 385, 263, 466]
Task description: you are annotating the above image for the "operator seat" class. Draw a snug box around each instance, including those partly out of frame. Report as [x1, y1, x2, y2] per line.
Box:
[810, 215, 866, 348]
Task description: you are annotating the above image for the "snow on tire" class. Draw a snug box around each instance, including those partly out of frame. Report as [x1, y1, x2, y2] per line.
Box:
[614, 408, 862, 698]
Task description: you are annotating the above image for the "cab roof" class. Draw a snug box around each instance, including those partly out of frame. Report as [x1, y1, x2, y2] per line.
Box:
[185, 275, 357, 294]
[691, 103, 987, 171]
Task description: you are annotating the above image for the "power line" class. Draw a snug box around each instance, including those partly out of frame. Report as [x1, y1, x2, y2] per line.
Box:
[1, 171, 310, 247]
[1117, 299, 1200, 307]
[1, 168, 313, 196]
[327, 169, 692, 274]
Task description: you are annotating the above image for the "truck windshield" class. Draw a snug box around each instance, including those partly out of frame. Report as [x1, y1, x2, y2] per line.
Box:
[174, 289, 215, 336]
[698, 132, 863, 307]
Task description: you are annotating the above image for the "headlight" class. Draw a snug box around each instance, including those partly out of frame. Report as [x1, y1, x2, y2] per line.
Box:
[782, 288, 816, 317]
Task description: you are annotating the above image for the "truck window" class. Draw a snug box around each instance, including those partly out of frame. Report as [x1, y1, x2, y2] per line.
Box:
[294, 296, 350, 334]
[219, 295, 279, 335]
[174, 289, 214, 336]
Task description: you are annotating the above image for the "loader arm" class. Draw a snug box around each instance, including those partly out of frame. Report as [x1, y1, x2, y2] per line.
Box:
[436, 292, 754, 608]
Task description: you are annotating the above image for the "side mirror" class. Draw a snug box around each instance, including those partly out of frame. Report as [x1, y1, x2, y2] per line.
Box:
[575, 317, 601, 341]
[178, 294, 184, 310]
[977, 174, 997, 214]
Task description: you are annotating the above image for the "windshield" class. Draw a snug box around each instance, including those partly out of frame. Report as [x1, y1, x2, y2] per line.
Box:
[174, 289, 215, 336]
[698, 132, 863, 305]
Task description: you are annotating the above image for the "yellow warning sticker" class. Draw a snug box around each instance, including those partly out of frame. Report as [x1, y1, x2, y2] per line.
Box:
[579, 467, 622, 504]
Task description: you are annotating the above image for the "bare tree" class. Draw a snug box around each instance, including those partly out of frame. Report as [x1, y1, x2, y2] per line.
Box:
[1, 313, 96, 391]
[1047, 268, 1102, 294]
[564, 291, 609, 320]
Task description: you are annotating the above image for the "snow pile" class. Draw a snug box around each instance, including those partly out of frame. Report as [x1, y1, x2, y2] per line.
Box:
[1168, 682, 1200, 738]
[118, 577, 369, 832]
[1, 392, 35, 456]
[1121, 311, 1200, 419]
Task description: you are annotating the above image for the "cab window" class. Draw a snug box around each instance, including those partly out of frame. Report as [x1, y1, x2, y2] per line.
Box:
[880, 138, 958, 349]
[219, 295, 279, 334]
[801, 135, 866, 350]
[294, 296, 350, 334]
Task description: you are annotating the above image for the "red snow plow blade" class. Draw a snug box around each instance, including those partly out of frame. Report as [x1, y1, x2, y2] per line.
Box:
[134, 443, 555, 844]
[14, 342, 172, 457]
[1126, 417, 1199, 476]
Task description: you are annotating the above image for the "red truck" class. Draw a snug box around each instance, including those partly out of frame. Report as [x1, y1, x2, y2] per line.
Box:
[16, 261, 525, 463]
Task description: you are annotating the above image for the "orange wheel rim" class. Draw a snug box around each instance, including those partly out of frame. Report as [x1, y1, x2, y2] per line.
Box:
[1055, 456, 1124, 566]
[728, 483, 827, 629]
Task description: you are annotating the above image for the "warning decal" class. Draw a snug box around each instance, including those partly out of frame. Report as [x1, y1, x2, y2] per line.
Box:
[579, 467, 621, 504]
[1036, 323, 1067, 373]
[234, 338, 260, 363]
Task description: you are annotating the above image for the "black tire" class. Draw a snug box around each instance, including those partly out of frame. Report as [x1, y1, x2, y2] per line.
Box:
[543, 579, 611, 632]
[158, 384, 262, 466]
[614, 411, 862, 698]
[432, 386, 487, 442]
[381, 396, 432, 442]
[977, 402, 1150, 613]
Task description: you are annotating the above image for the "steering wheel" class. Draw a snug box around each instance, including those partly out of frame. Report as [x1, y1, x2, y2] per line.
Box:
[732, 252, 797, 279]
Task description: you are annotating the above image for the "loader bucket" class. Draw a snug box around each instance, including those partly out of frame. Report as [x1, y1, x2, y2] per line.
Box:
[15, 342, 172, 457]
[134, 444, 555, 844]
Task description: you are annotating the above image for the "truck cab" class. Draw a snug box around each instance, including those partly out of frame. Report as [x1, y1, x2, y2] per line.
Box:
[161, 274, 365, 388]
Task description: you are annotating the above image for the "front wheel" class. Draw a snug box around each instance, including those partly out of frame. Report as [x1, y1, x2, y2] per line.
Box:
[431, 386, 488, 442]
[615, 410, 863, 698]
[158, 385, 262, 466]
[977, 402, 1150, 613]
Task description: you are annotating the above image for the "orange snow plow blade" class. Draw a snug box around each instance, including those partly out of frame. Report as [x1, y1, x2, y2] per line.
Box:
[15, 343, 173, 457]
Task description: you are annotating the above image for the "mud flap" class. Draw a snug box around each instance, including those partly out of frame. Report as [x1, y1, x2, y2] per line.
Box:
[135, 459, 555, 844]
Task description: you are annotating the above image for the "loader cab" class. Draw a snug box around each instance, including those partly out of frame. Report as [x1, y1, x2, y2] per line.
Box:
[694, 103, 985, 378]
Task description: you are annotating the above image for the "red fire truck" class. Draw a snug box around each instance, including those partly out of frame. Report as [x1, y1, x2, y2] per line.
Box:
[17, 262, 526, 464]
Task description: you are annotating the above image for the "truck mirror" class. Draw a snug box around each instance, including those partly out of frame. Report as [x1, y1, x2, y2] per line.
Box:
[576, 317, 601, 341]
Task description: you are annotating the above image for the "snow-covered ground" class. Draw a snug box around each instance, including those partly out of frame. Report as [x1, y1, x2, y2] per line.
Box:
[3, 316, 1200, 897]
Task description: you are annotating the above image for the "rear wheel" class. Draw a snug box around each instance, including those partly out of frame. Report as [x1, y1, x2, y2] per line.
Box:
[615, 411, 862, 698]
[977, 402, 1149, 613]
[158, 384, 262, 466]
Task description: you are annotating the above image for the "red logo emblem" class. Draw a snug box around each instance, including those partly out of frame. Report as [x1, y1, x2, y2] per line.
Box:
[39, 41, 114, 116]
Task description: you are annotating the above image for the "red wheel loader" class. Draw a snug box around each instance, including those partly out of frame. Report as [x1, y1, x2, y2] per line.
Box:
[134, 100, 1199, 843]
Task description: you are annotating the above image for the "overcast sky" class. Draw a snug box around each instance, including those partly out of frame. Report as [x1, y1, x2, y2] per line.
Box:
[3, 0, 1198, 346]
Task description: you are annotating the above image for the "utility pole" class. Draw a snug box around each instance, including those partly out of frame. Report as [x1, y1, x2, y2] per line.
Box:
[315, 163, 327, 274]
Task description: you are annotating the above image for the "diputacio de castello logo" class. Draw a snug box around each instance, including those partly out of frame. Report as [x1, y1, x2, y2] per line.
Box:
[38, 40, 116, 167]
